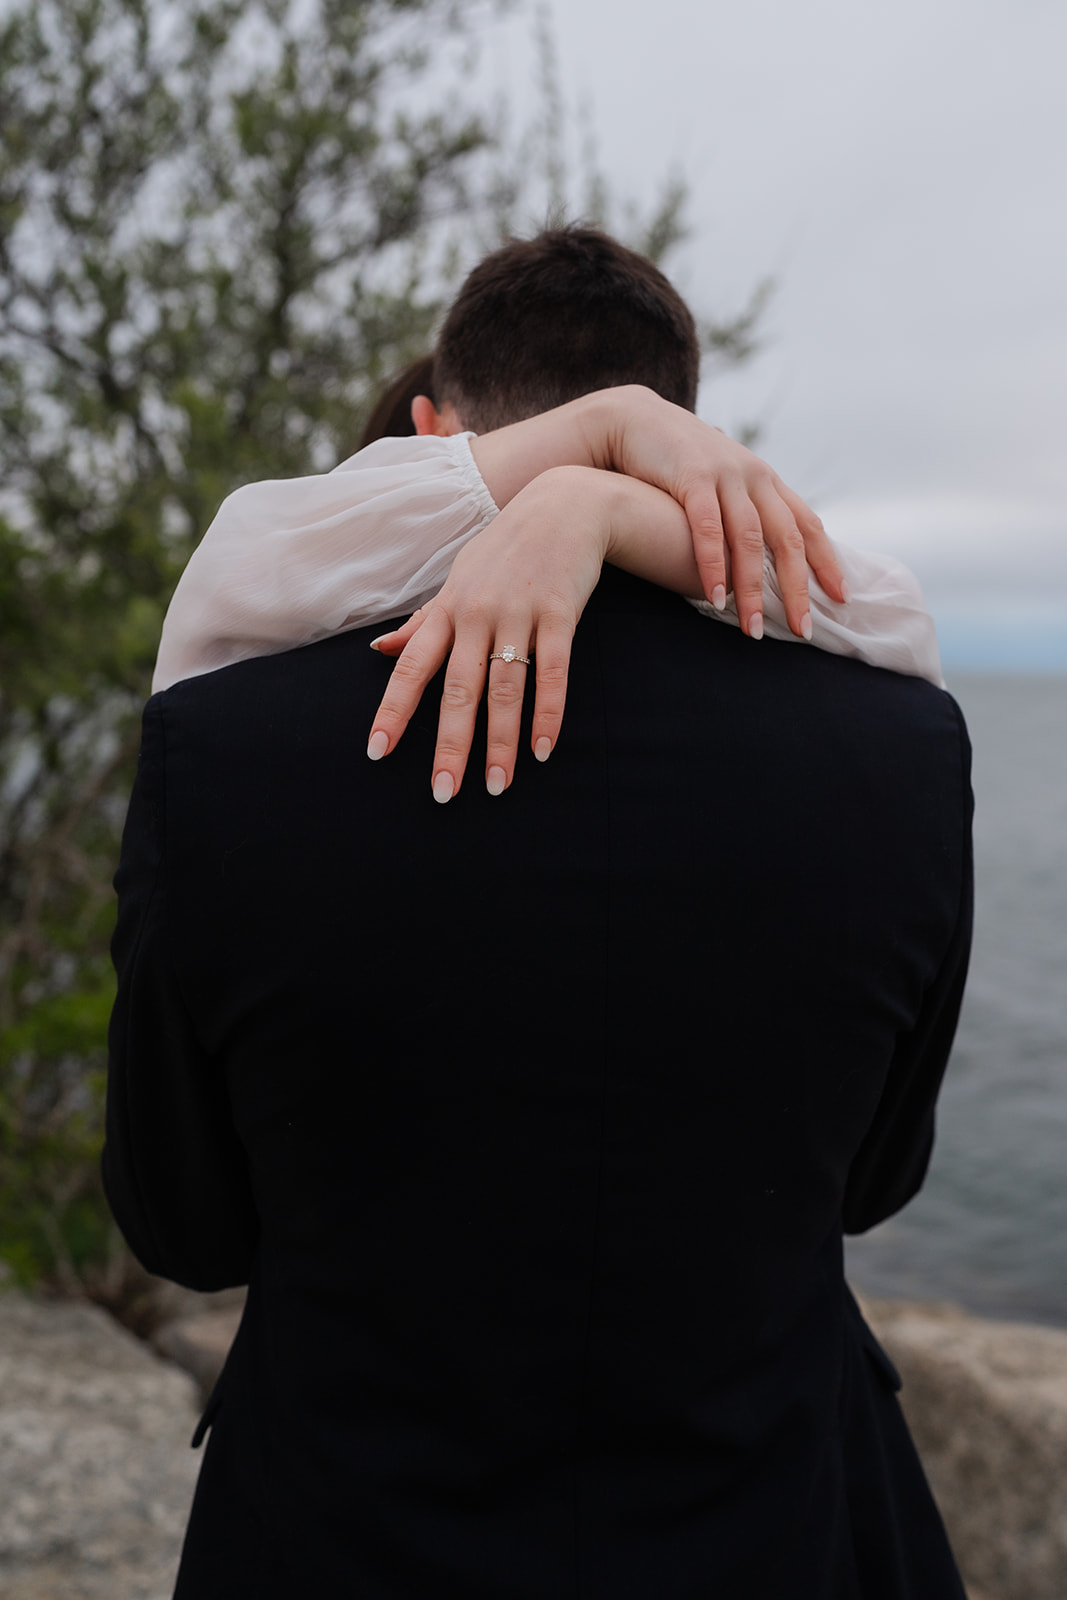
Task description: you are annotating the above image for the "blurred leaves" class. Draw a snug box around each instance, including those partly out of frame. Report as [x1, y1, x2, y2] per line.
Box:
[0, 0, 499, 1298]
[0, 0, 767, 1302]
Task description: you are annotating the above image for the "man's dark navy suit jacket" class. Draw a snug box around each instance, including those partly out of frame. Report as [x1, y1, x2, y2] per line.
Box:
[104, 566, 973, 1598]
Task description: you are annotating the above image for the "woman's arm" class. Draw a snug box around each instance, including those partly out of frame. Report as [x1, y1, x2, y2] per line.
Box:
[469, 385, 843, 640]
[154, 387, 843, 692]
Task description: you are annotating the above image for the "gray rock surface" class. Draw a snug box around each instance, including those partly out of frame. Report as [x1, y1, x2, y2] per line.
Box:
[0, 1291, 201, 1600]
[5, 1282, 1063, 1600]
[864, 1296, 1067, 1600]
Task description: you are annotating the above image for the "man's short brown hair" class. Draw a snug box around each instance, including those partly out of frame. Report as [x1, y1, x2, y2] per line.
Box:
[434, 227, 700, 432]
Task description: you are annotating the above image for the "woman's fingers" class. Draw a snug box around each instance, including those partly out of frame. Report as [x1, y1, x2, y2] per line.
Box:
[364, 471, 607, 797]
[483, 624, 536, 795]
[685, 465, 846, 639]
[479, 611, 575, 791]
[716, 475, 768, 639]
[529, 614, 574, 765]
[368, 610, 570, 800]
[775, 481, 849, 603]
[429, 627, 494, 802]
[367, 602, 503, 801]
[680, 479, 729, 611]
[369, 602, 434, 658]
[367, 607, 454, 760]
[750, 482, 812, 640]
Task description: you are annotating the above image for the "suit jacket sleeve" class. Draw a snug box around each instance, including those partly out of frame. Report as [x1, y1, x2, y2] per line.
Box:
[842, 695, 975, 1234]
[102, 696, 259, 1289]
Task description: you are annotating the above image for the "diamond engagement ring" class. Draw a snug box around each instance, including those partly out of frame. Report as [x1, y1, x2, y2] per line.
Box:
[489, 646, 532, 665]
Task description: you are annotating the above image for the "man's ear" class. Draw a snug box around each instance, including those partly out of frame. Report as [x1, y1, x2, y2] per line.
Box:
[411, 394, 465, 437]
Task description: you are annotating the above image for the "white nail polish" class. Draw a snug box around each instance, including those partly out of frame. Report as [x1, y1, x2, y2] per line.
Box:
[367, 730, 388, 760]
[534, 737, 552, 763]
[801, 613, 813, 641]
[369, 635, 387, 651]
[712, 585, 727, 612]
[432, 772, 454, 804]
[749, 613, 764, 641]
[841, 582, 852, 605]
[486, 766, 506, 796]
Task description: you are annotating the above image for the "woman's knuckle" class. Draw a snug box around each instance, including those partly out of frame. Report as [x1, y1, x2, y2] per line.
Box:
[540, 605, 574, 632]
[391, 653, 424, 681]
[487, 678, 524, 709]
[441, 680, 475, 709]
[735, 526, 765, 557]
[455, 598, 489, 628]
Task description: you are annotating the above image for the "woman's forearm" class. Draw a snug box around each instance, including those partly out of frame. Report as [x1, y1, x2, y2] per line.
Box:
[597, 470, 714, 596]
[512, 465, 715, 599]
[467, 391, 623, 508]
[470, 386, 841, 637]
[469, 386, 710, 510]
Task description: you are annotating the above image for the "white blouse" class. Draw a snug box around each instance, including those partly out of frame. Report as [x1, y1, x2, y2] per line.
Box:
[153, 433, 943, 694]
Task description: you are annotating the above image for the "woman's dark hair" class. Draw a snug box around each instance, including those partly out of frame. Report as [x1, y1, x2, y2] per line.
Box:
[358, 354, 436, 449]
[434, 226, 700, 433]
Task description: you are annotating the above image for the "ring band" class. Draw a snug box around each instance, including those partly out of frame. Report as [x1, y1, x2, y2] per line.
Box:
[489, 646, 532, 666]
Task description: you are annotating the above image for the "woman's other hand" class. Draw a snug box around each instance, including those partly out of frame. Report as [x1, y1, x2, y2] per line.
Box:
[469, 386, 847, 642]
[592, 386, 847, 640]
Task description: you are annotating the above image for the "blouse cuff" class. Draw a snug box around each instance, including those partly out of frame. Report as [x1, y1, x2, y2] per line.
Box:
[450, 432, 501, 527]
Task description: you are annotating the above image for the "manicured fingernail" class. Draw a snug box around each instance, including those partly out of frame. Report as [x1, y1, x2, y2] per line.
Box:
[534, 737, 552, 763]
[369, 635, 387, 651]
[801, 612, 813, 641]
[486, 766, 506, 796]
[749, 612, 764, 641]
[841, 582, 851, 605]
[367, 730, 388, 760]
[712, 585, 727, 612]
[432, 771, 454, 804]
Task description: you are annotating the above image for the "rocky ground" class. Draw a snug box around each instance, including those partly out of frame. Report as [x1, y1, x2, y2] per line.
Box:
[862, 1295, 1067, 1600]
[0, 1293, 200, 1600]
[2, 1284, 1065, 1599]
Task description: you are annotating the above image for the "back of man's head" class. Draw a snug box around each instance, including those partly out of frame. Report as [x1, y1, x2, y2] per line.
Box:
[434, 226, 700, 432]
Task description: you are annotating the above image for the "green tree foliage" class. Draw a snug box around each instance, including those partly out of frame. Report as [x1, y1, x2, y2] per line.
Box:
[0, 0, 499, 1298]
[0, 0, 767, 1304]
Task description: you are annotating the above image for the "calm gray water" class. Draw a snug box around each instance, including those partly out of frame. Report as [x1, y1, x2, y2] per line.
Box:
[846, 674, 1067, 1326]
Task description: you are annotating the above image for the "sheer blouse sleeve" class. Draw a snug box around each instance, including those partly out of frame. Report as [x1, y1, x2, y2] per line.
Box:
[152, 433, 499, 693]
[687, 541, 944, 688]
[154, 429, 943, 695]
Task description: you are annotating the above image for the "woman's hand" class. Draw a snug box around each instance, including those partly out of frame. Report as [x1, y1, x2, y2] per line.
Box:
[366, 468, 619, 801]
[589, 387, 846, 639]
[469, 386, 847, 641]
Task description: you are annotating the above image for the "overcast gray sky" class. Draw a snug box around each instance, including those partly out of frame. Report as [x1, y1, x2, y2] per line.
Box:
[479, 0, 1066, 669]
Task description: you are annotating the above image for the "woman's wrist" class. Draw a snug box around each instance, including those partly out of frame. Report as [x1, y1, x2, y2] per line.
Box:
[513, 464, 708, 601]
[599, 472, 704, 595]
[466, 387, 657, 509]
